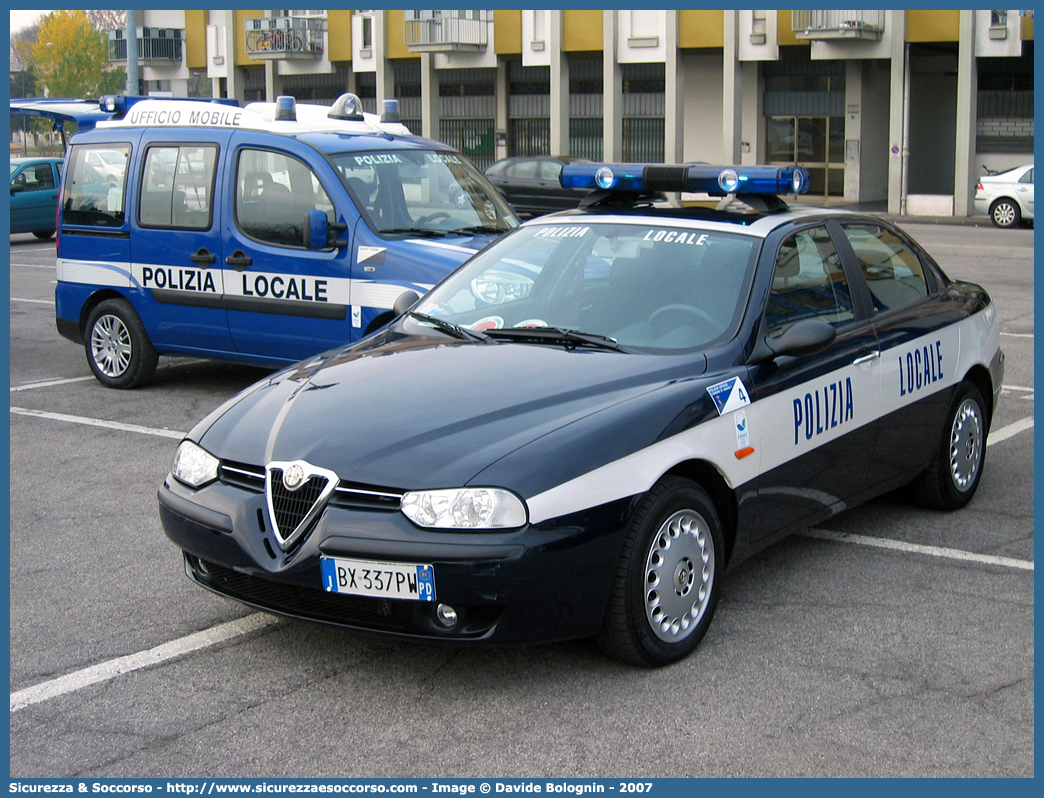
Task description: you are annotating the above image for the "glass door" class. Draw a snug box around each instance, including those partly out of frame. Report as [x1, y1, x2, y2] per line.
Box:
[766, 116, 845, 199]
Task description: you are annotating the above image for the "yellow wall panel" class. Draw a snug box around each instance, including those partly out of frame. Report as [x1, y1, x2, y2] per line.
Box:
[563, 10, 602, 52]
[385, 10, 411, 60]
[235, 10, 262, 66]
[495, 10, 522, 54]
[184, 10, 206, 71]
[906, 10, 960, 42]
[1022, 14, 1034, 40]
[327, 10, 352, 63]
[776, 11, 806, 47]
[679, 10, 723, 49]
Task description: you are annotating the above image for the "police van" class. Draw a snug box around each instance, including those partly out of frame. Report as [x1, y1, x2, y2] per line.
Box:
[55, 93, 518, 388]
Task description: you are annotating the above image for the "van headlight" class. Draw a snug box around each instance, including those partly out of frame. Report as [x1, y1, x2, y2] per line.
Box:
[471, 270, 534, 305]
[401, 488, 527, 529]
[171, 441, 220, 488]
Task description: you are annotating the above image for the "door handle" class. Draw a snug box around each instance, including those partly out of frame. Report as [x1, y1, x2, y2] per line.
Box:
[190, 248, 216, 267]
[225, 250, 253, 271]
[852, 350, 880, 366]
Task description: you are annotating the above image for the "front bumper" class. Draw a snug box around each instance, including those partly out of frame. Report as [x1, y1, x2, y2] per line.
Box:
[158, 478, 633, 645]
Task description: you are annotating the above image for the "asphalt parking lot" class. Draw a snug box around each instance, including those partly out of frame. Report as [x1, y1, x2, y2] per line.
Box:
[8, 221, 1034, 778]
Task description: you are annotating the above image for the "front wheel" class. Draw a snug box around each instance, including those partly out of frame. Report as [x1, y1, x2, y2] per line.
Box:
[597, 477, 723, 667]
[84, 299, 159, 389]
[910, 381, 987, 510]
[990, 199, 1021, 229]
[32, 229, 55, 240]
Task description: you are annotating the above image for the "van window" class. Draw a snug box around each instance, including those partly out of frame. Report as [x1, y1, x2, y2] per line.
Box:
[139, 145, 218, 229]
[330, 149, 516, 237]
[62, 144, 131, 227]
[235, 149, 335, 248]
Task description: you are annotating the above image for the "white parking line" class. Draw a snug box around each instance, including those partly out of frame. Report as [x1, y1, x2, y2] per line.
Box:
[987, 416, 1034, 446]
[803, 529, 1034, 572]
[1000, 332, 1033, 338]
[10, 406, 185, 439]
[10, 297, 52, 304]
[11, 376, 96, 392]
[10, 614, 281, 712]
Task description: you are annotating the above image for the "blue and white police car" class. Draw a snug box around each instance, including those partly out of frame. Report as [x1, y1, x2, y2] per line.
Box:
[159, 162, 1004, 666]
[54, 93, 518, 388]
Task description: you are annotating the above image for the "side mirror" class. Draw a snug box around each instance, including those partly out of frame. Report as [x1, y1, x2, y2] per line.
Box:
[11, 183, 24, 194]
[763, 319, 837, 359]
[303, 211, 349, 250]
[303, 210, 328, 250]
[392, 290, 421, 317]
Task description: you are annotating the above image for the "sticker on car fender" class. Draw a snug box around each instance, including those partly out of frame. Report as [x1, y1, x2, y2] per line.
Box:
[320, 556, 436, 601]
[707, 376, 751, 415]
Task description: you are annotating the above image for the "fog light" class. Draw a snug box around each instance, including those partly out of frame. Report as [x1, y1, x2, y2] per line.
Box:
[436, 603, 458, 628]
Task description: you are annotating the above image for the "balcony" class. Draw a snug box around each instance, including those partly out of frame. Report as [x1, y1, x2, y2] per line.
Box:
[404, 11, 492, 53]
[108, 28, 183, 63]
[244, 16, 326, 60]
[792, 10, 885, 41]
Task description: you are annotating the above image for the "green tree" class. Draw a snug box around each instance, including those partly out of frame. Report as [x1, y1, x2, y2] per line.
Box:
[32, 10, 125, 99]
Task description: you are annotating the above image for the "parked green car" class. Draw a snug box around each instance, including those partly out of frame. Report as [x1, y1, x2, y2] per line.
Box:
[10, 156, 63, 239]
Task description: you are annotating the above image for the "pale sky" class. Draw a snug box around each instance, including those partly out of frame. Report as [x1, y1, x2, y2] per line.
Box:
[10, 9, 50, 34]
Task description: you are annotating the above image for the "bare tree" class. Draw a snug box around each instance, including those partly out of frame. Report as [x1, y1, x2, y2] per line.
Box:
[85, 10, 127, 32]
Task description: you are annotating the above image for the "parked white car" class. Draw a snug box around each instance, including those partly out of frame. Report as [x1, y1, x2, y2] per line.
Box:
[974, 163, 1034, 228]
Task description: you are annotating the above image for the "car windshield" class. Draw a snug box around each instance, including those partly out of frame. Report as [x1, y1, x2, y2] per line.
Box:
[329, 149, 518, 237]
[10, 162, 23, 176]
[413, 221, 759, 352]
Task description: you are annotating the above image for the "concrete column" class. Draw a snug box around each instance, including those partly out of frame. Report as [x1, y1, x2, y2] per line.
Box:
[664, 10, 684, 164]
[374, 11, 395, 105]
[264, 61, 284, 102]
[495, 59, 509, 161]
[887, 10, 908, 215]
[549, 11, 570, 156]
[721, 10, 743, 163]
[420, 52, 440, 140]
[954, 10, 977, 217]
[602, 11, 623, 161]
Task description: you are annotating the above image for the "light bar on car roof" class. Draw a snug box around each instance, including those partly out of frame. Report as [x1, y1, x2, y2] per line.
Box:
[560, 163, 811, 196]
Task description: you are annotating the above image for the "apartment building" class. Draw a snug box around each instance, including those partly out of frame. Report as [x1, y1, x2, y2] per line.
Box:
[109, 10, 1034, 216]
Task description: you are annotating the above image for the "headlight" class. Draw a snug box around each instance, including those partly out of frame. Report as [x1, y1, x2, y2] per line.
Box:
[171, 440, 220, 488]
[401, 488, 527, 530]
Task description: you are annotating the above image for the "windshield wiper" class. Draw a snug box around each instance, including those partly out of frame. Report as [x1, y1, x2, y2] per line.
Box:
[448, 225, 507, 236]
[378, 227, 448, 237]
[484, 327, 621, 351]
[408, 311, 489, 343]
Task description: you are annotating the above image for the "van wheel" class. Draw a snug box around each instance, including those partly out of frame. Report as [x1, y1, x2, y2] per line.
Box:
[596, 476, 723, 667]
[910, 381, 987, 510]
[32, 229, 55, 240]
[84, 299, 159, 389]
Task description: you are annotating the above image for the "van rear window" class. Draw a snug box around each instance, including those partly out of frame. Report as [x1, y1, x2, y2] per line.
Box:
[62, 144, 130, 227]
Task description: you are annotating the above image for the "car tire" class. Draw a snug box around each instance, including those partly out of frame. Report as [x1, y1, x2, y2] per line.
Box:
[990, 198, 1021, 229]
[32, 229, 55, 240]
[910, 381, 988, 511]
[84, 299, 159, 389]
[597, 476, 723, 667]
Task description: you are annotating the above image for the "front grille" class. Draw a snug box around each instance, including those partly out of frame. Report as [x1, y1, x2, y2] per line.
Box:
[268, 469, 330, 539]
[220, 461, 265, 492]
[199, 561, 414, 630]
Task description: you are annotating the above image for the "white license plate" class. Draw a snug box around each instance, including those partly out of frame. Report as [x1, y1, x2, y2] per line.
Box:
[320, 556, 436, 602]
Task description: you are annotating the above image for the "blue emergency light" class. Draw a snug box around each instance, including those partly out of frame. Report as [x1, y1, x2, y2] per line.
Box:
[560, 163, 811, 196]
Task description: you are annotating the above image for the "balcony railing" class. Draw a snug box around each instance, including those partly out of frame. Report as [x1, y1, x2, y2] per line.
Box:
[404, 11, 491, 52]
[108, 28, 183, 62]
[792, 10, 885, 41]
[244, 16, 326, 60]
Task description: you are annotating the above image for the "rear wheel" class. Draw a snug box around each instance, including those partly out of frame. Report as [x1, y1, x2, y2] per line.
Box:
[84, 299, 159, 389]
[910, 381, 987, 510]
[32, 229, 55, 240]
[990, 198, 1021, 229]
[597, 476, 723, 667]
